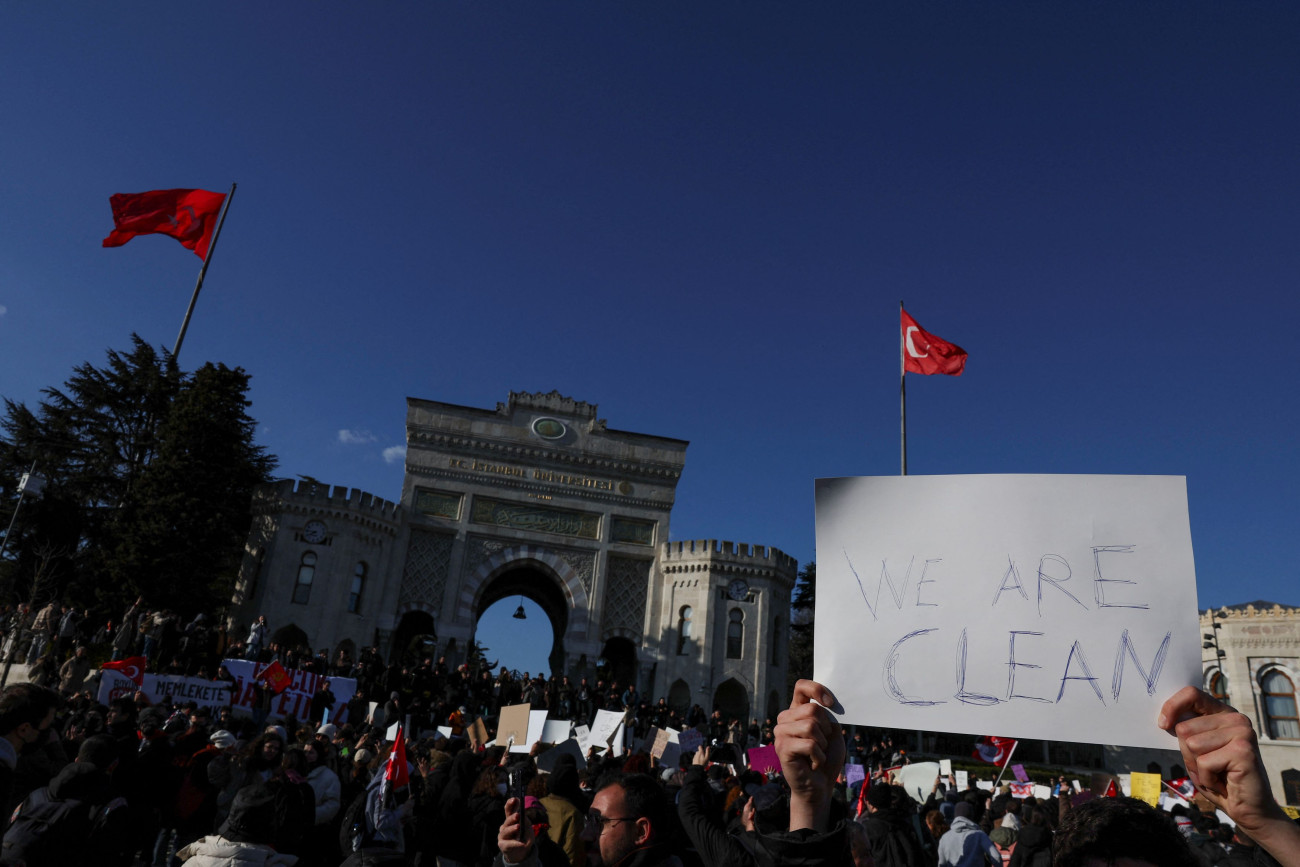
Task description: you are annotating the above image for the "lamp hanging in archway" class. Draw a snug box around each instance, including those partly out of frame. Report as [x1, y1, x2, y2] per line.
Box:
[512, 596, 527, 620]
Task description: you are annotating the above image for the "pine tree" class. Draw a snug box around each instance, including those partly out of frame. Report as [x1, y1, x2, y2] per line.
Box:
[787, 561, 815, 693]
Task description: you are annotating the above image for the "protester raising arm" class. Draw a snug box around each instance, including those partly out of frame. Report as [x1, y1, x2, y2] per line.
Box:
[1160, 686, 1300, 867]
[774, 679, 846, 833]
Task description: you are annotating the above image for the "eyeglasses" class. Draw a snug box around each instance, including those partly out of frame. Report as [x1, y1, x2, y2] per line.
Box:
[587, 813, 637, 834]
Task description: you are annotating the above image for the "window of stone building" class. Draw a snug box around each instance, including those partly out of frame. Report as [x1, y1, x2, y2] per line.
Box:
[348, 562, 366, 613]
[1261, 669, 1300, 740]
[292, 551, 316, 604]
[771, 616, 781, 665]
[727, 609, 744, 659]
[677, 606, 692, 656]
[1208, 670, 1228, 701]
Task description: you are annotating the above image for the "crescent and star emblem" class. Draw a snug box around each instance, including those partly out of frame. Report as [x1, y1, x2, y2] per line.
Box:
[905, 326, 929, 358]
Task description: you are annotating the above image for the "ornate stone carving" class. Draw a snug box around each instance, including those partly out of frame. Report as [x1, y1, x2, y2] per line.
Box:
[555, 549, 595, 596]
[604, 557, 651, 636]
[465, 536, 508, 578]
[398, 530, 453, 610]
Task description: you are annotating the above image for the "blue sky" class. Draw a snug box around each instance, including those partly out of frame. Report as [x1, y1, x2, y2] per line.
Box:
[2, 3, 1298, 673]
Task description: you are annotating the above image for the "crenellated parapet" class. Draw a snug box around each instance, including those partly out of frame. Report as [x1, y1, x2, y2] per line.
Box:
[1202, 602, 1300, 621]
[659, 539, 798, 584]
[251, 479, 403, 536]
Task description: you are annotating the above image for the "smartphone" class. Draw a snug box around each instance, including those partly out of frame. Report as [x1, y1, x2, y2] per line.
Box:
[508, 767, 527, 840]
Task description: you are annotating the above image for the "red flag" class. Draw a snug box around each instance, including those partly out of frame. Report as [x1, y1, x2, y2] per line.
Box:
[381, 724, 410, 807]
[256, 660, 292, 695]
[1164, 777, 1196, 800]
[102, 189, 226, 260]
[972, 736, 1017, 766]
[101, 656, 148, 686]
[1104, 779, 1118, 798]
[902, 308, 968, 376]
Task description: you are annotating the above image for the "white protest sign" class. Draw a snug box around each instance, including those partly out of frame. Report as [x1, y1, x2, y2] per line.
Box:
[97, 670, 232, 712]
[895, 762, 941, 804]
[955, 770, 968, 790]
[541, 720, 572, 745]
[587, 709, 625, 753]
[1034, 784, 1053, 800]
[814, 475, 1200, 749]
[222, 659, 357, 724]
[510, 710, 549, 753]
[939, 759, 952, 776]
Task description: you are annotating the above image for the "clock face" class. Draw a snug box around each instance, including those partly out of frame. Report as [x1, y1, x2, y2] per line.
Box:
[303, 520, 327, 544]
[727, 579, 749, 601]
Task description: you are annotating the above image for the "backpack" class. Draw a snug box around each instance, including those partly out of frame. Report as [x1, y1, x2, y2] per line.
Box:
[338, 791, 373, 854]
[1, 789, 95, 865]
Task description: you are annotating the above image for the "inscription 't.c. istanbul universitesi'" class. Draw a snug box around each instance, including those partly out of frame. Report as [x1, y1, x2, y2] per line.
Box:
[447, 458, 621, 492]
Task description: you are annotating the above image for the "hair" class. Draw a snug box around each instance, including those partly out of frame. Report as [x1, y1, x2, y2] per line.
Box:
[76, 733, 118, 769]
[596, 773, 671, 845]
[244, 731, 285, 771]
[0, 683, 61, 735]
[925, 809, 950, 840]
[1054, 797, 1198, 867]
[470, 767, 502, 799]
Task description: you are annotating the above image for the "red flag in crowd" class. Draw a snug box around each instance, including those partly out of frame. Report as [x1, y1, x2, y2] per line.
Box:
[382, 724, 410, 808]
[972, 736, 1017, 766]
[101, 656, 148, 686]
[1103, 779, 1119, 798]
[102, 188, 226, 260]
[256, 660, 292, 695]
[902, 308, 968, 376]
[1165, 777, 1196, 800]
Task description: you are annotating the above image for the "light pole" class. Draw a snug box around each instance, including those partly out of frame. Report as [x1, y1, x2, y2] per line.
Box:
[0, 463, 45, 687]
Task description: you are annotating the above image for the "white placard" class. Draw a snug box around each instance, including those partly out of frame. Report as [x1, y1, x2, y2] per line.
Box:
[955, 770, 969, 790]
[976, 780, 994, 791]
[814, 475, 1201, 749]
[436, 726, 453, 739]
[574, 725, 591, 751]
[1119, 773, 1132, 797]
[587, 709, 625, 753]
[895, 762, 941, 804]
[1033, 784, 1053, 799]
[939, 759, 952, 776]
[541, 720, 572, 744]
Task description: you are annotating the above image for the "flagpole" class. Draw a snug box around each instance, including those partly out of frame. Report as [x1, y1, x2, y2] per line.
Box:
[900, 300, 907, 476]
[173, 182, 237, 361]
[993, 740, 1018, 788]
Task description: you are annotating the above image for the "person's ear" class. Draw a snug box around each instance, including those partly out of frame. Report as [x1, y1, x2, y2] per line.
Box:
[635, 817, 653, 847]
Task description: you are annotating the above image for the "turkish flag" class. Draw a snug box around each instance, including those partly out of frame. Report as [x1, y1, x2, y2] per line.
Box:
[972, 736, 1017, 766]
[381, 724, 410, 807]
[102, 189, 226, 260]
[101, 656, 148, 686]
[256, 660, 292, 695]
[902, 309, 968, 376]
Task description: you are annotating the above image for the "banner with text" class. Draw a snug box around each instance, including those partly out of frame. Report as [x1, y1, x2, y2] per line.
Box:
[222, 659, 356, 724]
[813, 475, 1200, 749]
[98, 670, 232, 711]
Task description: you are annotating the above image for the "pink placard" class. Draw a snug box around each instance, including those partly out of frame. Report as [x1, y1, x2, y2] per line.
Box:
[747, 744, 782, 775]
[1012, 763, 1028, 783]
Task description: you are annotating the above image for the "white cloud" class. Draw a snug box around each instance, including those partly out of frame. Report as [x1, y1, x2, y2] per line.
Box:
[0, 305, 7, 316]
[338, 429, 377, 445]
[383, 444, 407, 465]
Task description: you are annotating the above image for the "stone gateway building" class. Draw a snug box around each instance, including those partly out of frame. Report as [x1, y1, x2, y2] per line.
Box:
[232, 391, 797, 722]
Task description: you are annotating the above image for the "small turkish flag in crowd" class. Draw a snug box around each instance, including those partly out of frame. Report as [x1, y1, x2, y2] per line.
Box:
[902, 308, 968, 376]
[101, 656, 148, 686]
[102, 188, 226, 260]
[382, 724, 410, 808]
[1165, 777, 1196, 800]
[256, 660, 292, 695]
[973, 736, 1017, 766]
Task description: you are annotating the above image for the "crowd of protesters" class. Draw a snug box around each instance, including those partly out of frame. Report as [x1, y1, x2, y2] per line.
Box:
[0, 598, 1297, 867]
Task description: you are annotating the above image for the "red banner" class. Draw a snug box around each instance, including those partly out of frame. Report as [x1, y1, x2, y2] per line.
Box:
[102, 188, 225, 260]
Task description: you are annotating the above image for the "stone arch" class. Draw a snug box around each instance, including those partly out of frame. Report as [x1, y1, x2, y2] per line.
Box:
[714, 677, 749, 722]
[457, 545, 590, 638]
[668, 678, 691, 712]
[272, 623, 309, 651]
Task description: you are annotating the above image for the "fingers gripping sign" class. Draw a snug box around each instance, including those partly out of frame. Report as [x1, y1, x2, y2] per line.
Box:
[777, 679, 847, 832]
[1159, 686, 1300, 867]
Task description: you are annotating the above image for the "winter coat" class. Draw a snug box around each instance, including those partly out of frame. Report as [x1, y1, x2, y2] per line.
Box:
[177, 835, 299, 866]
[1006, 824, 1051, 867]
[307, 763, 343, 825]
[937, 817, 1000, 867]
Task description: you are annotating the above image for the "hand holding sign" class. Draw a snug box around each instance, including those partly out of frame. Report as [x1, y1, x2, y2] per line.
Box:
[775, 680, 844, 833]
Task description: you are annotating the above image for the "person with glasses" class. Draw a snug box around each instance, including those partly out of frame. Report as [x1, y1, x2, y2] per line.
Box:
[499, 772, 674, 867]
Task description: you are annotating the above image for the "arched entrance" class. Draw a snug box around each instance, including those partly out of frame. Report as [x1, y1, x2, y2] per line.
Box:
[272, 623, 309, 652]
[473, 565, 570, 676]
[668, 679, 691, 712]
[714, 678, 749, 722]
[599, 636, 638, 689]
[391, 610, 436, 666]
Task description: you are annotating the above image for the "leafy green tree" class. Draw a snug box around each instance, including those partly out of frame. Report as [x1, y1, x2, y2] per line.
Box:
[787, 561, 815, 693]
[0, 336, 275, 614]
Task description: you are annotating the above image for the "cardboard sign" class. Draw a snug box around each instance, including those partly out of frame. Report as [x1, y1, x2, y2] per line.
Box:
[814, 475, 1201, 749]
[509, 710, 548, 753]
[747, 745, 782, 775]
[1129, 772, 1161, 806]
[468, 717, 489, 749]
[655, 728, 682, 768]
[498, 703, 531, 750]
[1012, 764, 1028, 783]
